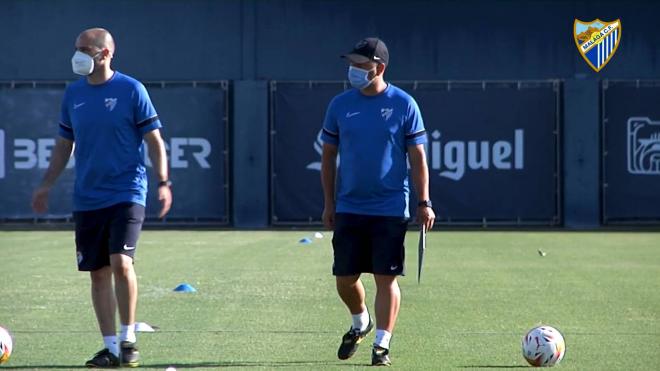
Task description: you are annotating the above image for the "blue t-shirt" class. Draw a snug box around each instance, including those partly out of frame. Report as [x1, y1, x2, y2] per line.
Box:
[58, 71, 162, 211]
[320, 84, 427, 218]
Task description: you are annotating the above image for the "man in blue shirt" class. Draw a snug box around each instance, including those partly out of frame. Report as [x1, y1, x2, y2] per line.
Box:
[31, 28, 172, 368]
[321, 38, 435, 366]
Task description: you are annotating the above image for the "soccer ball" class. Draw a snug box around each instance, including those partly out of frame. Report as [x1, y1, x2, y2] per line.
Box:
[522, 325, 565, 367]
[0, 326, 12, 364]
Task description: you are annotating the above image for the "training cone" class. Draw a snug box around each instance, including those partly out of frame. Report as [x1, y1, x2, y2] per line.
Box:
[173, 283, 197, 292]
[299, 237, 312, 244]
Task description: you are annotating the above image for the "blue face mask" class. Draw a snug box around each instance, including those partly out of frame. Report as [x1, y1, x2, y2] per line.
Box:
[348, 65, 375, 89]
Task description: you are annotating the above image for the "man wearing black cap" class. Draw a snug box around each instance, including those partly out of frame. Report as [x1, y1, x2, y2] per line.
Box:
[320, 37, 435, 366]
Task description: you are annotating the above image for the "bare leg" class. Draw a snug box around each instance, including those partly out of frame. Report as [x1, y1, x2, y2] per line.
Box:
[336, 274, 367, 315]
[110, 253, 137, 327]
[373, 274, 400, 332]
[90, 266, 116, 336]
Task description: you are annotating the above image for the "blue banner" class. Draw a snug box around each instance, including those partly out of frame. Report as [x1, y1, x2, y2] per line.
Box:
[0, 81, 229, 222]
[270, 81, 560, 225]
[602, 80, 660, 224]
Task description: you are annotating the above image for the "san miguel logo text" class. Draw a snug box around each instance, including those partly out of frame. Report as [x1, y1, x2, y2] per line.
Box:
[574, 19, 621, 72]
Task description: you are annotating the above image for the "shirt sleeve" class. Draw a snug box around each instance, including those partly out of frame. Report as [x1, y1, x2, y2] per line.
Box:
[404, 97, 427, 146]
[320, 98, 339, 146]
[133, 82, 162, 135]
[58, 89, 74, 141]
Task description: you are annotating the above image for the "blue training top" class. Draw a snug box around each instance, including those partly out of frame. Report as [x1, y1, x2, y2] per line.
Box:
[58, 71, 162, 211]
[320, 83, 427, 218]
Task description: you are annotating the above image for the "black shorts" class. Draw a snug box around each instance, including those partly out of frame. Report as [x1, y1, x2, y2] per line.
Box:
[73, 202, 145, 272]
[332, 213, 409, 276]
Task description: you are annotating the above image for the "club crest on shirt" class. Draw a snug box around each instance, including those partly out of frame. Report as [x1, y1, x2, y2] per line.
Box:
[381, 107, 393, 121]
[105, 97, 118, 112]
[574, 19, 621, 72]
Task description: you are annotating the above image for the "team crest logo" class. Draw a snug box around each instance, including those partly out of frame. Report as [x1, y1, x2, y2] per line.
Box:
[381, 108, 393, 121]
[574, 19, 621, 72]
[104, 97, 117, 111]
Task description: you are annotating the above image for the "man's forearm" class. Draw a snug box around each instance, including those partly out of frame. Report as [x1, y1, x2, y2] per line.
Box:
[147, 136, 168, 182]
[321, 164, 337, 205]
[409, 145, 430, 201]
[41, 137, 73, 187]
[321, 156, 337, 205]
[411, 166, 429, 201]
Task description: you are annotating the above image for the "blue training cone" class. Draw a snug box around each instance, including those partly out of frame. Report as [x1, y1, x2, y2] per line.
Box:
[299, 237, 312, 244]
[173, 283, 197, 292]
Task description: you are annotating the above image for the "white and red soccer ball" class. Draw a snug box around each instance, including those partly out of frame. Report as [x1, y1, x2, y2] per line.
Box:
[522, 325, 565, 367]
[0, 326, 12, 364]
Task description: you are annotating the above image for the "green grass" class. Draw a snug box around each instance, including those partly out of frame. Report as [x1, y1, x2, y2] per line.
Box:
[1, 231, 659, 370]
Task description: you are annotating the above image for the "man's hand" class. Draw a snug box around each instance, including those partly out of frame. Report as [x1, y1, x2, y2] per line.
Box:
[417, 205, 435, 232]
[322, 203, 335, 230]
[32, 185, 51, 214]
[157, 184, 172, 218]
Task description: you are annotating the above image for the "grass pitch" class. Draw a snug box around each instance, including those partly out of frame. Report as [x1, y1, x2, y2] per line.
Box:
[0, 230, 659, 370]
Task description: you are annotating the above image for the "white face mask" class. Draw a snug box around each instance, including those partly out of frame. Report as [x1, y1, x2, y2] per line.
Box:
[348, 65, 376, 89]
[71, 50, 97, 76]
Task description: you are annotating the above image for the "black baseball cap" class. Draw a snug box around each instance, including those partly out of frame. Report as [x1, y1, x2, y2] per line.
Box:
[341, 37, 389, 65]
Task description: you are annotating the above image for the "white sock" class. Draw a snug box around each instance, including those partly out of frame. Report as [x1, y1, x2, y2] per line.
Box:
[103, 335, 119, 356]
[351, 310, 370, 332]
[374, 329, 392, 349]
[119, 323, 136, 343]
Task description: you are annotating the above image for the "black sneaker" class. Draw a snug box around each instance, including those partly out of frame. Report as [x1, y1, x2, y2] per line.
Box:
[371, 345, 391, 366]
[85, 348, 119, 368]
[120, 341, 140, 368]
[337, 318, 374, 360]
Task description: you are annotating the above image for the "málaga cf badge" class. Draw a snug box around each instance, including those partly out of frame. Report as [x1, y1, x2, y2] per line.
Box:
[574, 19, 621, 72]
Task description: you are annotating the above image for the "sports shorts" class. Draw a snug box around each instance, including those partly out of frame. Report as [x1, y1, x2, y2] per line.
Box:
[73, 202, 145, 271]
[332, 212, 408, 276]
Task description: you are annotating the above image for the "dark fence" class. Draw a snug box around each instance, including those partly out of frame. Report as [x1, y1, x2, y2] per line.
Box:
[5, 79, 660, 227]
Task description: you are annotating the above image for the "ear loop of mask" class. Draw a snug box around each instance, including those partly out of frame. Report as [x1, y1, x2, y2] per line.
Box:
[92, 50, 104, 61]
